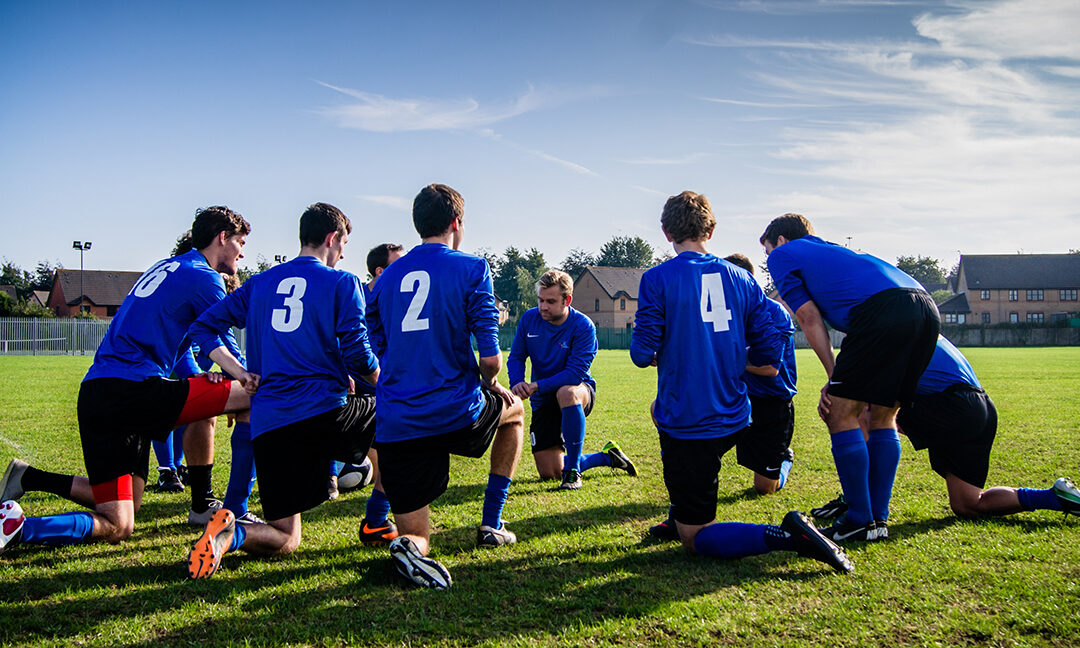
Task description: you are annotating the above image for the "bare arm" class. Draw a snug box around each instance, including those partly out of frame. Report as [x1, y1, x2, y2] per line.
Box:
[794, 301, 835, 378]
[480, 353, 516, 406]
[745, 364, 780, 377]
[207, 345, 259, 394]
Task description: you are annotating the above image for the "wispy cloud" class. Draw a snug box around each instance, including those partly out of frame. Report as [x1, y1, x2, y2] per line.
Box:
[693, 0, 938, 15]
[619, 152, 711, 165]
[356, 194, 411, 211]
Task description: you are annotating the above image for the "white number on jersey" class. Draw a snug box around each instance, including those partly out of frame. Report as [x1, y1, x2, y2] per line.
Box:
[271, 277, 307, 333]
[400, 270, 431, 332]
[700, 273, 732, 332]
[132, 261, 181, 298]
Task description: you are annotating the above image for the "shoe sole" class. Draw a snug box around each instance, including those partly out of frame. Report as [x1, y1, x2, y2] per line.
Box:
[1054, 478, 1080, 515]
[188, 510, 235, 580]
[782, 511, 854, 573]
[0, 459, 26, 502]
[390, 540, 451, 589]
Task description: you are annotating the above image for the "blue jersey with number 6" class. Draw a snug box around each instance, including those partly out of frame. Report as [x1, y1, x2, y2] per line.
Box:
[86, 249, 227, 383]
[190, 256, 378, 438]
[368, 243, 501, 442]
[630, 251, 784, 439]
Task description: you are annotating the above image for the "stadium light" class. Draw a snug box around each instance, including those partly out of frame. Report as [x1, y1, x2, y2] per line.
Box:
[274, 255, 288, 264]
[72, 241, 92, 316]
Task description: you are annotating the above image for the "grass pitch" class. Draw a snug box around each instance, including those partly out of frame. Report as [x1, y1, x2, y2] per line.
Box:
[1, 348, 1079, 647]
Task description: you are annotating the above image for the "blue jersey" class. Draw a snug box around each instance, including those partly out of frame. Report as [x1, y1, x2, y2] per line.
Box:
[86, 249, 227, 383]
[766, 235, 922, 332]
[630, 252, 784, 439]
[507, 306, 597, 407]
[917, 337, 981, 395]
[369, 243, 500, 442]
[354, 282, 378, 396]
[743, 297, 798, 400]
[190, 256, 378, 438]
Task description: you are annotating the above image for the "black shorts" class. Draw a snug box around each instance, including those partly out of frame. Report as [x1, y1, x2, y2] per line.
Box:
[659, 430, 738, 526]
[253, 395, 376, 521]
[735, 395, 794, 479]
[377, 385, 504, 515]
[829, 288, 940, 407]
[78, 377, 191, 486]
[529, 384, 596, 453]
[897, 385, 996, 488]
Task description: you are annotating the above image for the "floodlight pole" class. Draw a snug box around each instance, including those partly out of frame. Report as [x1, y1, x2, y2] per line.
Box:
[72, 241, 92, 354]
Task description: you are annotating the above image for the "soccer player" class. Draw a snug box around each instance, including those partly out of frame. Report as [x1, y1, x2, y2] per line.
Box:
[761, 213, 939, 542]
[508, 269, 637, 490]
[185, 202, 379, 578]
[630, 191, 852, 574]
[811, 337, 1080, 521]
[368, 184, 525, 590]
[0, 206, 253, 555]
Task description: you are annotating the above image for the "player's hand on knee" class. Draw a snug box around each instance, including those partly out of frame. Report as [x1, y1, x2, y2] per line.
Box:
[817, 383, 832, 420]
[492, 382, 519, 406]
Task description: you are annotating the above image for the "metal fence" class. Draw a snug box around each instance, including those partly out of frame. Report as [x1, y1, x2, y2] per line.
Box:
[0, 317, 113, 355]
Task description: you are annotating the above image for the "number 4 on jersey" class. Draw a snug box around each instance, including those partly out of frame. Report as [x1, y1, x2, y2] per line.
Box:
[700, 273, 732, 332]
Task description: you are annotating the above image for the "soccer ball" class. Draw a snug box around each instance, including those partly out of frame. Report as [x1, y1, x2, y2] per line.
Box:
[338, 457, 374, 492]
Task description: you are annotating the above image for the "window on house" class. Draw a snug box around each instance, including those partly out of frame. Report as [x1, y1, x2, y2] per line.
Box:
[625, 322, 632, 330]
[80, 305, 91, 314]
[1061, 289, 1078, 301]
[943, 313, 957, 324]
[982, 313, 991, 324]
[1026, 289, 1044, 301]
[1008, 290, 1018, 301]
[980, 290, 990, 300]
[957, 314, 966, 324]
[1026, 312, 1044, 323]
[1009, 312, 1019, 323]
[106, 306, 119, 317]
[620, 298, 626, 310]
[594, 298, 600, 311]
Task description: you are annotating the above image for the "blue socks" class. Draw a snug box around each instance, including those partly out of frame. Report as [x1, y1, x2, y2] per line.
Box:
[693, 523, 773, 558]
[777, 456, 794, 490]
[365, 488, 392, 525]
[228, 521, 247, 553]
[329, 461, 344, 477]
[223, 422, 256, 516]
[1017, 488, 1063, 512]
[867, 428, 901, 522]
[481, 473, 512, 529]
[153, 426, 185, 471]
[579, 451, 612, 472]
[830, 427, 872, 526]
[21, 512, 94, 546]
[561, 405, 586, 472]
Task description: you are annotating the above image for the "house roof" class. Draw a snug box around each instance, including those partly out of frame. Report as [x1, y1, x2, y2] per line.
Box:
[937, 292, 970, 314]
[960, 254, 1080, 291]
[32, 290, 49, 306]
[52, 269, 143, 306]
[0, 285, 16, 301]
[581, 266, 646, 299]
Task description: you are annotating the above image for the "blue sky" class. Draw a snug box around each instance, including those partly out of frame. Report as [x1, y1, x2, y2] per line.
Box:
[2, 0, 1078, 280]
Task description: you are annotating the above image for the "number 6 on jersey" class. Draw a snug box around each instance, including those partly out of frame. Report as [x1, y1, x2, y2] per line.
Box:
[700, 273, 732, 332]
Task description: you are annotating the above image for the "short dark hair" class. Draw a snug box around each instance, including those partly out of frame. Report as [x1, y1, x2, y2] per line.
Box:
[759, 213, 814, 246]
[412, 184, 464, 238]
[191, 206, 250, 250]
[172, 230, 194, 256]
[367, 243, 404, 277]
[661, 191, 715, 243]
[299, 202, 351, 247]
[724, 253, 754, 275]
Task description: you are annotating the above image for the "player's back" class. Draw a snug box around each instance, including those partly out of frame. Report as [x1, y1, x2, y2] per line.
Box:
[370, 243, 500, 441]
[917, 337, 981, 395]
[743, 297, 798, 400]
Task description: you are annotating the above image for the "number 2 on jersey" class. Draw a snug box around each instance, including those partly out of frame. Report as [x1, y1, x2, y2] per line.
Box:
[700, 273, 732, 332]
[271, 277, 306, 333]
[400, 270, 431, 332]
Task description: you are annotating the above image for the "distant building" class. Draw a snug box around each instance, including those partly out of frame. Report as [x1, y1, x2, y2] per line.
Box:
[949, 254, 1080, 324]
[573, 266, 646, 330]
[47, 269, 142, 317]
[0, 285, 16, 302]
[31, 290, 49, 307]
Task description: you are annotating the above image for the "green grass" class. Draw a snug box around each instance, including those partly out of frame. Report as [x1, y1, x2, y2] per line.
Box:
[1, 348, 1079, 647]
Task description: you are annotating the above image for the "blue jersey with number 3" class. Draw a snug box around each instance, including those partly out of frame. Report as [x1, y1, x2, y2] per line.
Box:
[368, 243, 501, 442]
[630, 252, 784, 439]
[190, 256, 378, 438]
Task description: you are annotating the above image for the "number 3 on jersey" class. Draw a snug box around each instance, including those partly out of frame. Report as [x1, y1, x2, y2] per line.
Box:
[272, 277, 306, 333]
[700, 273, 732, 332]
[400, 270, 430, 332]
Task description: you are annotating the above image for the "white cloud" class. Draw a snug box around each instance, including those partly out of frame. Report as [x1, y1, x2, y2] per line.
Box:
[913, 0, 1080, 61]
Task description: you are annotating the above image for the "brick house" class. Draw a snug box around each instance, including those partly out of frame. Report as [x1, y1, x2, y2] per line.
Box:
[47, 269, 142, 317]
[572, 266, 646, 330]
[947, 254, 1080, 325]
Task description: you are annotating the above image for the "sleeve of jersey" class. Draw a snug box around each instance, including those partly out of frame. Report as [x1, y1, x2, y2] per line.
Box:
[630, 271, 663, 368]
[506, 314, 528, 385]
[366, 281, 386, 358]
[336, 274, 379, 378]
[189, 284, 249, 356]
[173, 347, 200, 379]
[767, 249, 811, 315]
[743, 282, 784, 368]
[467, 261, 501, 358]
[536, 316, 597, 394]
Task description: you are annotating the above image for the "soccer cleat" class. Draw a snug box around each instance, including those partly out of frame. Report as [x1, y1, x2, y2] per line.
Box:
[0, 459, 28, 501]
[1053, 477, 1080, 516]
[389, 536, 452, 590]
[187, 499, 224, 526]
[821, 517, 884, 543]
[648, 517, 679, 542]
[176, 464, 189, 486]
[810, 493, 848, 520]
[477, 523, 517, 548]
[602, 440, 637, 477]
[1, 500, 25, 555]
[187, 509, 236, 579]
[558, 469, 582, 490]
[235, 511, 265, 525]
[338, 458, 374, 492]
[780, 510, 854, 574]
[156, 469, 184, 493]
[327, 474, 339, 500]
[874, 520, 889, 540]
[358, 518, 398, 546]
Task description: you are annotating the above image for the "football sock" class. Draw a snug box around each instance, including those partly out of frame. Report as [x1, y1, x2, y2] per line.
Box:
[1017, 488, 1063, 512]
[365, 488, 391, 526]
[172, 426, 185, 466]
[778, 457, 794, 490]
[579, 451, 612, 472]
[830, 427, 872, 526]
[692, 523, 770, 558]
[561, 404, 586, 472]
[867, 428, 901, 521]
[21, 466, 75, 498]
[481, 473, 513, 529]
[329, 461, 344, 477]
[152, 430, 178, 471]
[21, 512, 94, 546]
[188, 464, 214, 512]
[223, 422, 256, 516]
[229, 521, 247, 553]
[762, 524, 796, 552]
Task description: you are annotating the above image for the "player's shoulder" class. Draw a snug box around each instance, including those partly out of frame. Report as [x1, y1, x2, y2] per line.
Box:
[566, 307, 595, 331]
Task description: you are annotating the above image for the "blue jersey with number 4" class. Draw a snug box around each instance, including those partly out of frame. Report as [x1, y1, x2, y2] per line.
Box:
[369, 243, 500, 442]
[190, 256, 378, 438]
[630, 252, 784, 439]
[86, 249, 227, 383]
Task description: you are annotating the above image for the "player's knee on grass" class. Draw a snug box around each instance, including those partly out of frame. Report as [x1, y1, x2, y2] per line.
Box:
[753, 474, 780, 495]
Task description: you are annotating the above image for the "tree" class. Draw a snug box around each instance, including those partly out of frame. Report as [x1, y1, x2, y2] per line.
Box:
[931, 289, 954, 305]
[560, 248, 595, 281]
[895, 255, 946, 288]
[32, 260, 62, 292]
[492, 247, 547, 318]
[235, 255, 273, 284]
[595, 236, 655, 268]
[1, 259, 33, 300]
